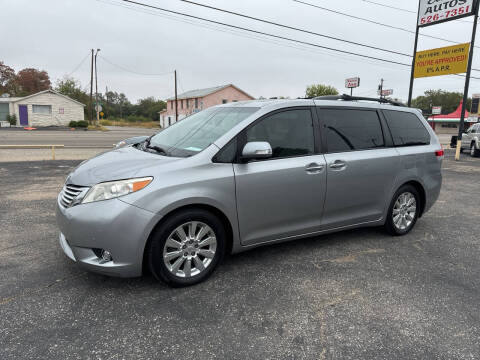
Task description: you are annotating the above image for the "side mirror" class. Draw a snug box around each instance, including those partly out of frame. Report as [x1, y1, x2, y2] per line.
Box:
[241, 141, 272, 160]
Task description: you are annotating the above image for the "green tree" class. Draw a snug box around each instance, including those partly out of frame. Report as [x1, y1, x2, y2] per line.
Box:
[412, 90, 471, 115]
[132, 97, 166, 121]
[305, 84, 339, 98]
[0, 61, 15, 95]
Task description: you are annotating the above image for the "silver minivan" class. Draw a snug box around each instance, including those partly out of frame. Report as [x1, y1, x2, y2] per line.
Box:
[56, 96, 443, 286]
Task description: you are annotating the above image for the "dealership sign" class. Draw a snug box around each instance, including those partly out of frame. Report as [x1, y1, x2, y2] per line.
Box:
[414, 43, 470, 78]
[418, 0, 474, 27]
[378, 89, 393, 96]
[432, 106, 442, 114]
[345, 77, 360, 89]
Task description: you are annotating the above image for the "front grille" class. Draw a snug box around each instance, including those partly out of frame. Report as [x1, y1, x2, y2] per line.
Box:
[60, 184, 89, 208]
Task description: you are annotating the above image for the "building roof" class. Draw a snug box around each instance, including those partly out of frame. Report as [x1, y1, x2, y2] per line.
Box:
[11, 89, 86, 106]
[0, 97, 22, 103]
[167, 84, 253, 101]
[427, 101, 469, 122]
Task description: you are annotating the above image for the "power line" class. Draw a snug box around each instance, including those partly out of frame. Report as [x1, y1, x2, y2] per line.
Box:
[361, 0, 415, 14]
[119, 0, 411, 67]
[293, 0, 479, 48]
[175, 0, 480, 72]
[66, 52, 91, 77]
[175, 0, 411, 57]
[100, 0, 408, 71]
[99, 55, 173, 76]
[102, 0, 480, 81]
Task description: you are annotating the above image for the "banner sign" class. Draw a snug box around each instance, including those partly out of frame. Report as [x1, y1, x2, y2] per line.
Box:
[466, 115, 478, 122]
[414, 43, 470, 78]
[345, 77, 360, 88]
[432, 106, 442, 114]
[378, 89, 393, 96]
[418, 0, 474, 27]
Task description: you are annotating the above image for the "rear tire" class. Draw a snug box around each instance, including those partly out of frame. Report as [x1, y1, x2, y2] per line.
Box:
[470, 143, 480, 157]
[147, 209, 226, 287]
[385, 185, 420, 236]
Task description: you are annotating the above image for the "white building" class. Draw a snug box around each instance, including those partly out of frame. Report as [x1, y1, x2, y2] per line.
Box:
[0, 89, 85, 127]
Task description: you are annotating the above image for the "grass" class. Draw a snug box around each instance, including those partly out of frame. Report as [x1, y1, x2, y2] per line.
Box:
[100, 119, 161, 129]
[87, 125, 109, 131]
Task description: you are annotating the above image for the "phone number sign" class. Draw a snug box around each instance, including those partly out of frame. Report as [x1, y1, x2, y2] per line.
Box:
[418, 0, 474, 27]
[414, 43, 470, 78]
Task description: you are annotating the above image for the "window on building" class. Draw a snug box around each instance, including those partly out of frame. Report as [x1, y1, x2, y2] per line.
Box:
[246, 109, 315, 159]
[321, 109, 385, 153]
[171, 101, 173, 110]
[168, 117, 171, 126]
[195, 98, 199, 108]
[383, 110, 430, 146]
[32, 105, 52, 114]
[181, 100, 184, 109]
[222, 99, 228, 104]
[186, 99, 189, 108]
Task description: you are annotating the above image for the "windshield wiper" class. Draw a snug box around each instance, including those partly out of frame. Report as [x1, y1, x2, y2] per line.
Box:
[147, 144, 169, 155]
[144, 136, 169, 155]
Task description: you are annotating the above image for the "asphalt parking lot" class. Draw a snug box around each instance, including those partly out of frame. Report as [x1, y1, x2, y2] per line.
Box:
[1, 150, 479, 360]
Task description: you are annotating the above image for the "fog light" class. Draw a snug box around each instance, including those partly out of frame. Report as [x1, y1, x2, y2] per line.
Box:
[101, 250, 112, 262]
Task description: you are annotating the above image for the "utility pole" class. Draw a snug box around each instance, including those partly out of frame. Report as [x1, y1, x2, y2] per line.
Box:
[455, 4, 479, 161]
[94, 49, 101, 126]
[174, 70, 178, 123]
[89, 49, 94, 124]
[379, 78, 384, 99]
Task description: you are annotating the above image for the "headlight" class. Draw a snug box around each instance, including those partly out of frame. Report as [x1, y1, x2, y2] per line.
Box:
[115, 140, 127, 148]
[82, 177, 153, 204]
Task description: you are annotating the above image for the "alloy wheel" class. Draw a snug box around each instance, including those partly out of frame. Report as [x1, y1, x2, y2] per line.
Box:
[392, 192, 417, 231]
[163, 221, 217, 278]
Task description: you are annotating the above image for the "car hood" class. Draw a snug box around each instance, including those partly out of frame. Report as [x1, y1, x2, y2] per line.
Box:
[67, 146, 179, 186]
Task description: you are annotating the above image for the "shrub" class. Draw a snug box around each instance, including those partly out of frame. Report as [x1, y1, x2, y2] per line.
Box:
[69, 120, 88, 128]
[76, 120, 88, 128]
[6, 114, 17, 126]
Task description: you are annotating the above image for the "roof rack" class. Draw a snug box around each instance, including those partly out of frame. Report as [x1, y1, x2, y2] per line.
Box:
[314, 94, 406, 107]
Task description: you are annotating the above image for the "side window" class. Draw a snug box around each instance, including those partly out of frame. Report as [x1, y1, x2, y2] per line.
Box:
[321, 109, 385, 153]
[213, 140, 237, 163]
[383, 110, 430, 146]
[246, 109, 315, 159]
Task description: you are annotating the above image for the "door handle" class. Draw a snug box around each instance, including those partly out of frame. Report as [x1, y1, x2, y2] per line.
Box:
[305, 162, 324, 173]
[329, 160, 346, 170]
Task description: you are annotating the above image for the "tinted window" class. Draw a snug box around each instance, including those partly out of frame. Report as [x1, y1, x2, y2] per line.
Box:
[322, 109, 384, 152]
[383, 110, 430, 146]
[213, 140, 237, 163]
[246, 109, 315, 158]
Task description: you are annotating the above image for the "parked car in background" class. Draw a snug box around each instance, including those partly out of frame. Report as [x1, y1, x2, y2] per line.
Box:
[115, 135, 149, 148]
[460, 123, 480, 157]
[57, 96, 443, 287]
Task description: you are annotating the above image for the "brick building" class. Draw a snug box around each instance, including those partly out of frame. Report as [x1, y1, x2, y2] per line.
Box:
[159, 84, 254, 128]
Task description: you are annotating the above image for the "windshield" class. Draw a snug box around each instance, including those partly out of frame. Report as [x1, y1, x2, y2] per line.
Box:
[149, 107, 259, 157]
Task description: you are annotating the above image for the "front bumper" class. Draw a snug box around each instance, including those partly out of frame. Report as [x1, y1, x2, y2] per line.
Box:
[56, 195, 162, 277]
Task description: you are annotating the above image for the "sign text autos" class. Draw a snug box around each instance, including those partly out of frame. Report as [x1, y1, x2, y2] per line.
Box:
[418, 0, 474, 27]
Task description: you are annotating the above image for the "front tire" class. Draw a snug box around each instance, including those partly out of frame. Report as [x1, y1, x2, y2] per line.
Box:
[147, 209, 226, 287]
[385, 185, 420, 236]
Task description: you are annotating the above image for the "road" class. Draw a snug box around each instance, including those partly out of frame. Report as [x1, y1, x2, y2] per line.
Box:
[1, 150, 479, 359]
[0, 127, 157, 147]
